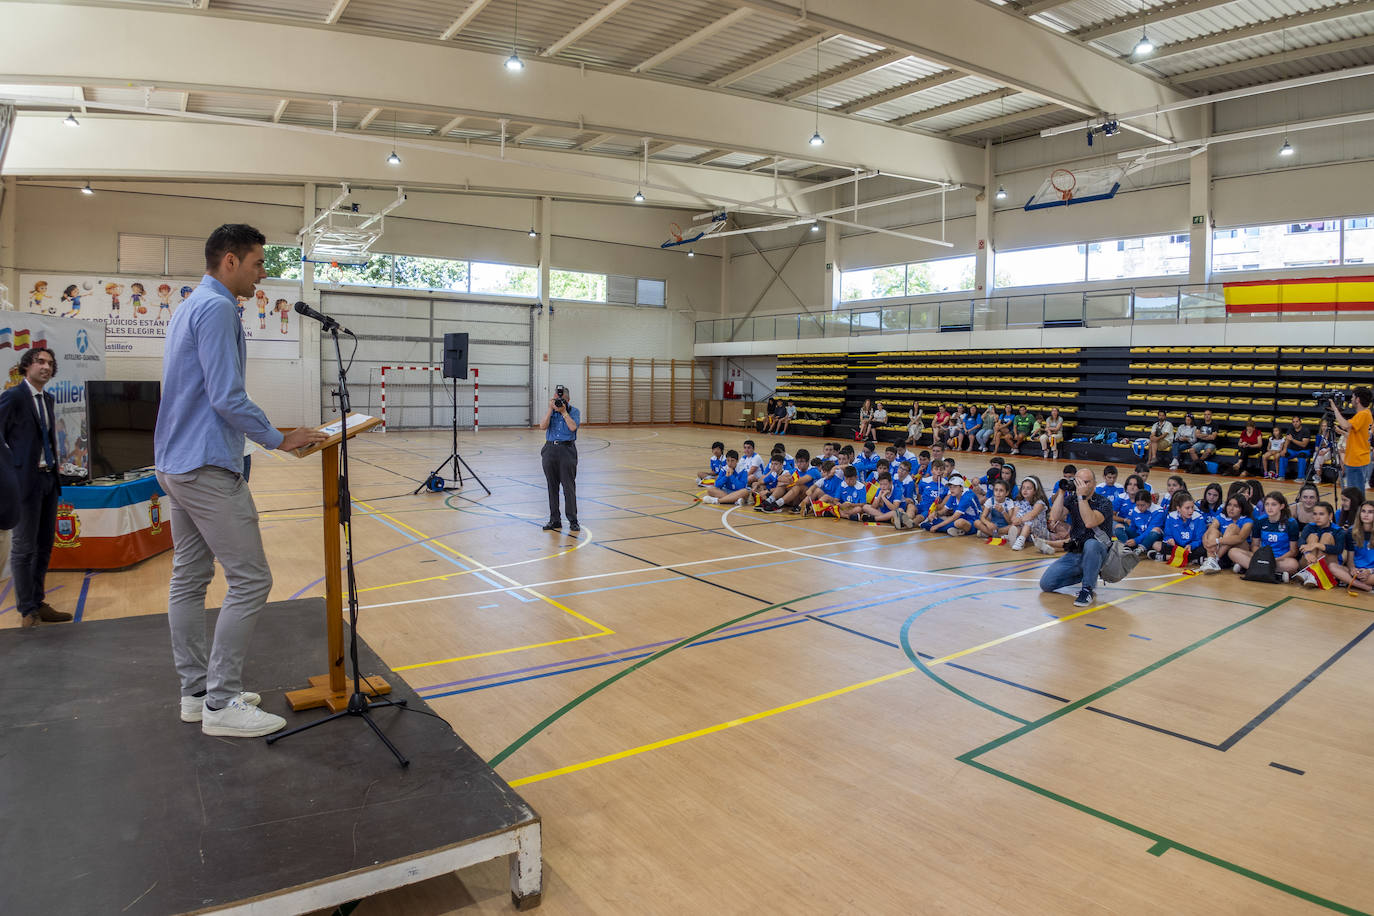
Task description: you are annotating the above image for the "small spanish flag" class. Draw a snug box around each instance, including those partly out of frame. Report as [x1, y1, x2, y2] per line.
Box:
[752, 492, 762, 506]
[1305, 558, 1337, 590]
[1167, 545, 1191, 568]
[865, 483, 880, 502]
[694, 491, 706, 502]
[986, 537, 1008, 546]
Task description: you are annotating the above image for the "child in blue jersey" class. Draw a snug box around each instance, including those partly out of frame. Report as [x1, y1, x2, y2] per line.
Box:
[867, 458, 891, 484]
[907, 461, 950, 528]
[1295, 501, 1348, 588]
[854, 443, 878, 476]
[892, 460, 917, 503]
[1117, 490, 1165, 555]
[1335, 486, 1364, 527]
[836, 466, 871, 520]
[738, 440, 765, 482]
[1132, 463, 1155, 496]
[804, 461, 847, 517]
[750, 456, 788, 506]
[1158, 475, 1186, 512]
[1151, 492, 1208, 566]
[962, 407, 981, 450]
[911, 449, 932, 480]
[1343, 501, 1374, 592]
[974, 479, 1015, 539]
[700, 450, 751, 505]
[762, 450, 816, 513]
[863, 473, 908, 528]
[697, 441, 727, 485]
[1202, 494, 1253, 573]
[1114, 475, 1146, 524]
[927, 476, 978, 535]
[1229, 491, 1300, 580]
[1095, 465, 1123, 501]
[1195, 482, 1226, 530]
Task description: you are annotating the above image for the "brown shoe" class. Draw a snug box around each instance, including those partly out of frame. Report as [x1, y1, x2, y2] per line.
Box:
[37, 604, 73, 623]
[19, 614, 39, 628]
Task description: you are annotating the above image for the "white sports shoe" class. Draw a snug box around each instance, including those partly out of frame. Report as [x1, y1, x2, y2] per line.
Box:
[700, 495, 720, 504]
[1169, 459, 1179, 470]
[1011, 535, 1026, 551]
[1199, 556, 1221, 574]
[181, 692, 262, 723]
[1296, 569, 1318, 588]
[1032, 535, 1055, 555]
[201, 696, 286, 738]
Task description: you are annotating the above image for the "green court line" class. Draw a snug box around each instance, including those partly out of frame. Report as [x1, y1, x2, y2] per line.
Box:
[950, 594, 1373, 915]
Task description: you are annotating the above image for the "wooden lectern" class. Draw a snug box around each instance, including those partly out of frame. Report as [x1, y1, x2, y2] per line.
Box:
[281, 413, 392, 712]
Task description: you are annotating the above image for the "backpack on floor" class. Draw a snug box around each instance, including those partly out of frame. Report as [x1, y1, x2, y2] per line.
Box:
[1244, 545, 1281, 583]
[1094, 529, 1140, 584]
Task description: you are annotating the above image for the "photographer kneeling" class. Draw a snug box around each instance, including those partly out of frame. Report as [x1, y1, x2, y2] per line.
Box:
[1331, 386, 1373, 492]
[540, 385, 581, 533]
[1039, 467, 1115, 608]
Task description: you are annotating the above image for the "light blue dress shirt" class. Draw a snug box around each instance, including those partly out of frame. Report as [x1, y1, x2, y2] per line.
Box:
[154, 275, 284, 475]
[545, 406, 580, 442]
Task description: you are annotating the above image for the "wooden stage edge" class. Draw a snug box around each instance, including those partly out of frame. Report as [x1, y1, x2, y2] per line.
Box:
[0, 598, 542, 916]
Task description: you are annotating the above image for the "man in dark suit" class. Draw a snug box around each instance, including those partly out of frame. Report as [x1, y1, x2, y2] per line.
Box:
[0, 348, 72, 627]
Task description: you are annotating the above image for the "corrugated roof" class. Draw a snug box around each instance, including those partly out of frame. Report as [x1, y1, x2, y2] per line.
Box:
[652, 13, 811, 83]
[211, 0, 336, 21]
[731, 34, 888, 97]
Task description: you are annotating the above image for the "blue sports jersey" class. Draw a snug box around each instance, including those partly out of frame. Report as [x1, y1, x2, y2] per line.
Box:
[820, 475, 845, 499]
[964, 414, 980, 433]
[951, 490, 980, 521]
[717, 468, 749, 492]
[1096, 483, 1124, 500]
[781, 458, 796, 474]
[709, 455, 727, 475]
[917, 478, 948, 514]
[893, 476, 916, 502]
[796, 467, 820, 487]
[1255, 518, 1301, 555]
[853, 454, 877, 474]
[762, 471, 781, 490]
[838, 483, 868, 505]
[1114, 492, 1141, 518]
[1252, 505, 1268, 522]
[1350, 533, 1374, 569]
[1125, 506, 1164, 540]
[1163, 512, 1208, 546]
[1196, 504, 1226, 528]
[1299, 523, 1347, 557]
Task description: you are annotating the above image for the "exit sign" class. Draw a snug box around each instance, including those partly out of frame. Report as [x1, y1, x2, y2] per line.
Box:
[1192, 215, 1205, 225]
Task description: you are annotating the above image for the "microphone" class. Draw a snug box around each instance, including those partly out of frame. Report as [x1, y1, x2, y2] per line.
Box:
[294, 301, 353, 335]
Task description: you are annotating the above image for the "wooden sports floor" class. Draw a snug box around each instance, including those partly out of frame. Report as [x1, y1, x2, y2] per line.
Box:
[11, 426, 1374, 915]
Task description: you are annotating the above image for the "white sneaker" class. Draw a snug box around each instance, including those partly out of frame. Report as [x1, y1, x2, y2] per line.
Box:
[1032, 536, 1054, 555]
[1200, 556, 1221, 574]
[1012, 535, 1026, 551]
[700, 495, 720, 504]
[181, 692, 261, 723]
[1169, 459, 1179, 470]
[1296, 569, 1317, 588]
[201, 696, 286, 738]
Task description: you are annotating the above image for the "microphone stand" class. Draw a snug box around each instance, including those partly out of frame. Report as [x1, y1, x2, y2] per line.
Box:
[267, 320, 409, 767]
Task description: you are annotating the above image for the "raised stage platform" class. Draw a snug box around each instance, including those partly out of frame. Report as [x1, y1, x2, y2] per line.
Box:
[0, 598, 542, 915]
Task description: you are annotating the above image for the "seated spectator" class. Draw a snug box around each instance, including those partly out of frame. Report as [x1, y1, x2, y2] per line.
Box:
[1038, 467, 1116, 607]
[1229, 490, 1300, 581]
[868, 401, 887, 444]
[1292, 482, 1321, 526]
[1133, 462, 1155, 495]
[1202, 494, 1254, 572]
[1282, 414, 1312, 477]
[760, 450, 817, 512]
[1146, 410, 1175, 467]
[1312, 419, 1334, 482]
[1261, 425, 1287, 479]
[976, 405, 997, 452]
[1295, 500, 1348, 588]
[1096, 465, 1123, 500]
[1159, 475, 1186, 512]
[1006, 476, 1051, 552]
[926, 475, 978, 536]
[1113, 473, 1147, 524]
[990, 406, 1015, 455]
[948, 406, 968, 451]
[697, 441, 727, 486]
[1181, 408, 1220, 469]
[906, 401, 925, 444]
[700, 450, 751, 504]
[1236, 421, 1264, 476]
[1151, 492, 1208, 567]
[1117, 490, 1164, 556]
[864, 474, 908, 528]
[1243, 479, 1268, 520]
[836, 466, 871, 521]
[1009, 406, 1038, 456]
[974, 478, 1016, 539]
[758, 396, 777, 433]
[769, 398, 789, 434]
[931, 404, 952, 447]
[856, 399, 875, 442]
[1039, 407, 1064, 461]
[1169, 413, 1198, 470]
[1336, 486, 1364, 527]
[1344, 501, 1374, 592]
[1197, 482, 1226, 530]
[962, 405, 981, 450]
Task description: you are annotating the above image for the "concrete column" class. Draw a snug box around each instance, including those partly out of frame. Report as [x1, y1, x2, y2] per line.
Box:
[718, 236, 731, 318]
[301, 181, 322, 424]
[534, 196, 553, 409]
[0, 177, 16, 309]
[1188, 108, 1213, 286]
[824, 215, 841, 310]
[973, 140, 994, 297]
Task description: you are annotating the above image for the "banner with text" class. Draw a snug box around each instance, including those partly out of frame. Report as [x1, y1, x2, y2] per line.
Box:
[18, 274, 303, 358]
[1, 308, 107, 476]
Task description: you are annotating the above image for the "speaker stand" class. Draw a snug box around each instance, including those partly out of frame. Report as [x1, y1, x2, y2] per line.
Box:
[416, 376, 490, 496]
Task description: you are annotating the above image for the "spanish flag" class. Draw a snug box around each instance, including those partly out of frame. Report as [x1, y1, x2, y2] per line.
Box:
[986, 537, 1008, 546]
[13, 328, 31, 349]
[1167, 545, 1191, 567]
[1305, 558, 1337, 590]
[865, 483, 880, 503]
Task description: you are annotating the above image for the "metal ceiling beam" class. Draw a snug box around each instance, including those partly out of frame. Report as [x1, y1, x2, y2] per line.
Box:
[271, 99, 289, 122]
[645, 141, 675, 155]
[512, 124, 543, 142]
[1016, 0, 1080, 16]
[1122, 106, 1374, 156]
[837, 70, 964, 114]
[1073, 0, 1250, 42]
[542, 0, 636, 57]
[576, 131, 617, 150]
[1173, 33, 1374, 82]
[178, 91, 189, 112]
[439, 0, 497, 41]
[793, 164, 835, 178]
[325, 0, 351, 25]
[1139, 1, 1374, 62]
[709, 30, 837, 88]
[434, 114, 466, 136]
[778, 49, 908, 102]
[691, 149, 735, 164]
[633, 8, 754, 73]
[945, 103, 1060, 136]
[892, 88, 1016, 126]
[357, 106, 382, 129]
[745, 156, 780, 170]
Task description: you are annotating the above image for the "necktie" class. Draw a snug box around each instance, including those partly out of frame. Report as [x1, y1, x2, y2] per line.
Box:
[36, 395, 56, 469]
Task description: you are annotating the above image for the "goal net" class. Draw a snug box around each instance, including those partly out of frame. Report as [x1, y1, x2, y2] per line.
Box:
[375, 365, 478, 431]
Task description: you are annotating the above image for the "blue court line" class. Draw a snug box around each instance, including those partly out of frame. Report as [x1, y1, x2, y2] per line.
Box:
[354, 505, 533, 602]
[1085, 623, 1108, 630]
[548, 576, 682, 599]
[1129, 633, 1152, 640]
[0, 579, 11, 609]
[0, 583, 67, 616]
[73, 571, 99, 623]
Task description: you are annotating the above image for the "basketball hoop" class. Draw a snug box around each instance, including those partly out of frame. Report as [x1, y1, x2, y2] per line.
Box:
[1050, 169, 1076, 202]
[668, 222, 684, 243]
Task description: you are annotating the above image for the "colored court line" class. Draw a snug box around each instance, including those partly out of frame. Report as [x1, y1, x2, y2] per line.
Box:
[73, 571, 99, 623]
[0, 583, 66, 617]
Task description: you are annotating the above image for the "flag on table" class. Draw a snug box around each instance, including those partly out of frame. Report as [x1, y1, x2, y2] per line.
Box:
[1305, 558, 1337, 590]
[987, 537, 1008, 545]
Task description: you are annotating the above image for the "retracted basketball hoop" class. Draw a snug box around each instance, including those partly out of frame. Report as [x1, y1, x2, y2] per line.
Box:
[1025, 164, 1124, 211]
[668, 222, 684, 244]
[1050, 169, 1076, 202]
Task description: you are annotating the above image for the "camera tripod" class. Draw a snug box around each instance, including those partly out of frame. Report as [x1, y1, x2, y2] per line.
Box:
[415, 375, 490, 496]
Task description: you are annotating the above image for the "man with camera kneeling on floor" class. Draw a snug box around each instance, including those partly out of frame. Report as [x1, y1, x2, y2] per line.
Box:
[1039, 467, 1116, 608]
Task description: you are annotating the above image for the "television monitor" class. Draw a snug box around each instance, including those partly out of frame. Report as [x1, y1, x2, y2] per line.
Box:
[87, 380, 160, 479]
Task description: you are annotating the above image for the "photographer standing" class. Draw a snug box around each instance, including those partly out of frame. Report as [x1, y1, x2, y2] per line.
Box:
[540, 385, 580, 533]
[1332, 386, 1373, 491]
[1039, 468, 1115, 608]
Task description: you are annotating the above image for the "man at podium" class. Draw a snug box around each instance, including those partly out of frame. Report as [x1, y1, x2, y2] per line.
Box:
[154, 224, 327, 739]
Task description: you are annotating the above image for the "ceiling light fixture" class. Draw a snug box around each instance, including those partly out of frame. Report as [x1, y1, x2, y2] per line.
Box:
[506, 0, 523, 71]
[633, 190, 645, 202]
[64, 112, 79, 127]
[995, 185, 1008, 201]
[687, 249, 695, 257]
[387, 114, 401, 165]
[1133, 31, 1153, 57]
[528, 228, 537, 238]
[810, 222, 821, 232]
[808, 40, 824, 147]
[1279, 139, 1294, 157]
[387, 150, 401, 165]
[81, 182, 94, 195]
[634, 138, 648, 202]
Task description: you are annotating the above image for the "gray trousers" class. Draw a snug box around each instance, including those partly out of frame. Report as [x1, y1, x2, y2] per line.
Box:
[541, 440, 578, 524]
[156, 466, 272, 706]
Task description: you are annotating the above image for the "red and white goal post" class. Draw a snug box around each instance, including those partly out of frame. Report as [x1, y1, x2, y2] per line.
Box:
[378, 365, 479, 432]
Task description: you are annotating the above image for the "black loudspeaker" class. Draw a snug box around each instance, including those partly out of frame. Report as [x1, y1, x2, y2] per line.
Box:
[442, 332, 469, 379]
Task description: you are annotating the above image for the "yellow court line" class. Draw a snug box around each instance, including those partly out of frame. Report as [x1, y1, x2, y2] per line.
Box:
[393, 631, 608, 671]
[508, 666, 917, 787]
[506, 573, 1192, 786]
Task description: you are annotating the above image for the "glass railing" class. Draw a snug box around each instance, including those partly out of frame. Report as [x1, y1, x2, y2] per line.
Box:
[694, 282, 1360, 344]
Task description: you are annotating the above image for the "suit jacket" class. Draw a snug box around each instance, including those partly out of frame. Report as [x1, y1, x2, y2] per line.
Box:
[0, 381, 59, 492]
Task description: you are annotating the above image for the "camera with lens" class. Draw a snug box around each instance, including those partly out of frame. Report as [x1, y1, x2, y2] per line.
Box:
[1311, 388, 1350, 409]
[553, 385, 567, 411]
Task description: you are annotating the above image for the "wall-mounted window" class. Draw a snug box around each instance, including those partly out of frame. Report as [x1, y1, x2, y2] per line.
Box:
[1212, 221, 1341, 272]
[263, 245, 303, 279]
[549, 269, 607, 302]
[839, 255, 976, 302]
[1087, 234, 1190, 282]
[1344, 216, 1374, 265]
[469, 262, 537, 297]
[994, 243, 1086, 288]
